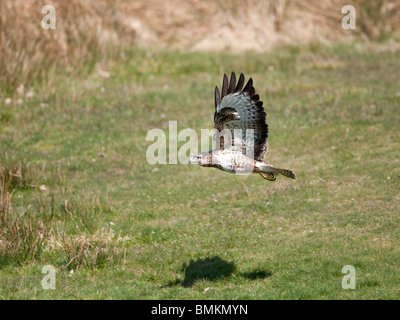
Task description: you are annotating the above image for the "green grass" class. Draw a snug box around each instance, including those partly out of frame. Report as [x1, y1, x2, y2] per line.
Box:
[0, 42, 400, 299]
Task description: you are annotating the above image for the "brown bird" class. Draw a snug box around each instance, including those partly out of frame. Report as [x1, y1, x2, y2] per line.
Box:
[189, 72, 296, 181]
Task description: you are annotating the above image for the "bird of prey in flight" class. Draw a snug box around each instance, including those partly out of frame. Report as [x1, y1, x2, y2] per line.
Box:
[189, 72, 296, 181]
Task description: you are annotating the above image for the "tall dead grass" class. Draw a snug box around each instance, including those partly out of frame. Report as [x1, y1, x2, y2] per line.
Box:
[1, 0, 399, 94]
[0, 162, 124, 269]
[0, 0, 131, 94]
[122, 0, 400, 51]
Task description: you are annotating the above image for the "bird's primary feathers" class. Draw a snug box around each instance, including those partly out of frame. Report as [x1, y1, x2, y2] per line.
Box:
[189, 72, 296, 181]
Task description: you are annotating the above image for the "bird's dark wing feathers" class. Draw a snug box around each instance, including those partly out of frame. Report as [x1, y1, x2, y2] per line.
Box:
[214, 72, 268, 161]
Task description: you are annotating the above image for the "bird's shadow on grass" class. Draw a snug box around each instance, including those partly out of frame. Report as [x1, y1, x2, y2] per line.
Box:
[165, 256, 271, 288]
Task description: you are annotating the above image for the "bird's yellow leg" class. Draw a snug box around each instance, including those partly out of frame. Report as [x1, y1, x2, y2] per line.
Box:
[259, 172, 276, 181]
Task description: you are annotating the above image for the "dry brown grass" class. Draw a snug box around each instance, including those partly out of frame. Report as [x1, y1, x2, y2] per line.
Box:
[0, 163, 45, 264]
[50, 228, 130, 270]
[0, 162, 123, 269]
[0, 0, 131, 93]
[121, 0, 400, 51]
[1, 0, 399, 94]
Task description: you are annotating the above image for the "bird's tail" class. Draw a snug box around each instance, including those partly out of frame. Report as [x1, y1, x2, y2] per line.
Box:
[259, 163, 296, 180]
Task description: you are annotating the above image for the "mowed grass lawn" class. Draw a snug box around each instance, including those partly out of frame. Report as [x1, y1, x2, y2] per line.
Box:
[0, 43, 399, 299]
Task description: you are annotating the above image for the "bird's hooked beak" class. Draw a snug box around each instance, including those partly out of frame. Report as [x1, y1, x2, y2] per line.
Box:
[189, 154, 200, 165]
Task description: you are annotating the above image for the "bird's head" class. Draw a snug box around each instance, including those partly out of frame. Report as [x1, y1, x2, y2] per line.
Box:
[189, 152, 212, 167]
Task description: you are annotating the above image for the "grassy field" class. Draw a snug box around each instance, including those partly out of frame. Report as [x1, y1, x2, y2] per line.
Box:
[0, 42, 399, 299]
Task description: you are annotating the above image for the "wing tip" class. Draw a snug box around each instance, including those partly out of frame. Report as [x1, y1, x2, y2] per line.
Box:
[221, 73, 229, 98]
[217, 72, 265, 112]
[234, 73, 245, 93]
[214, 85, 220, 109]
[227, 72, 236, 95]
[243, 77, 253, 93]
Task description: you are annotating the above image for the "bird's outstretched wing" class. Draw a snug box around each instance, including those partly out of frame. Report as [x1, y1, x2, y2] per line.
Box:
[214, 72, 268, 161]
